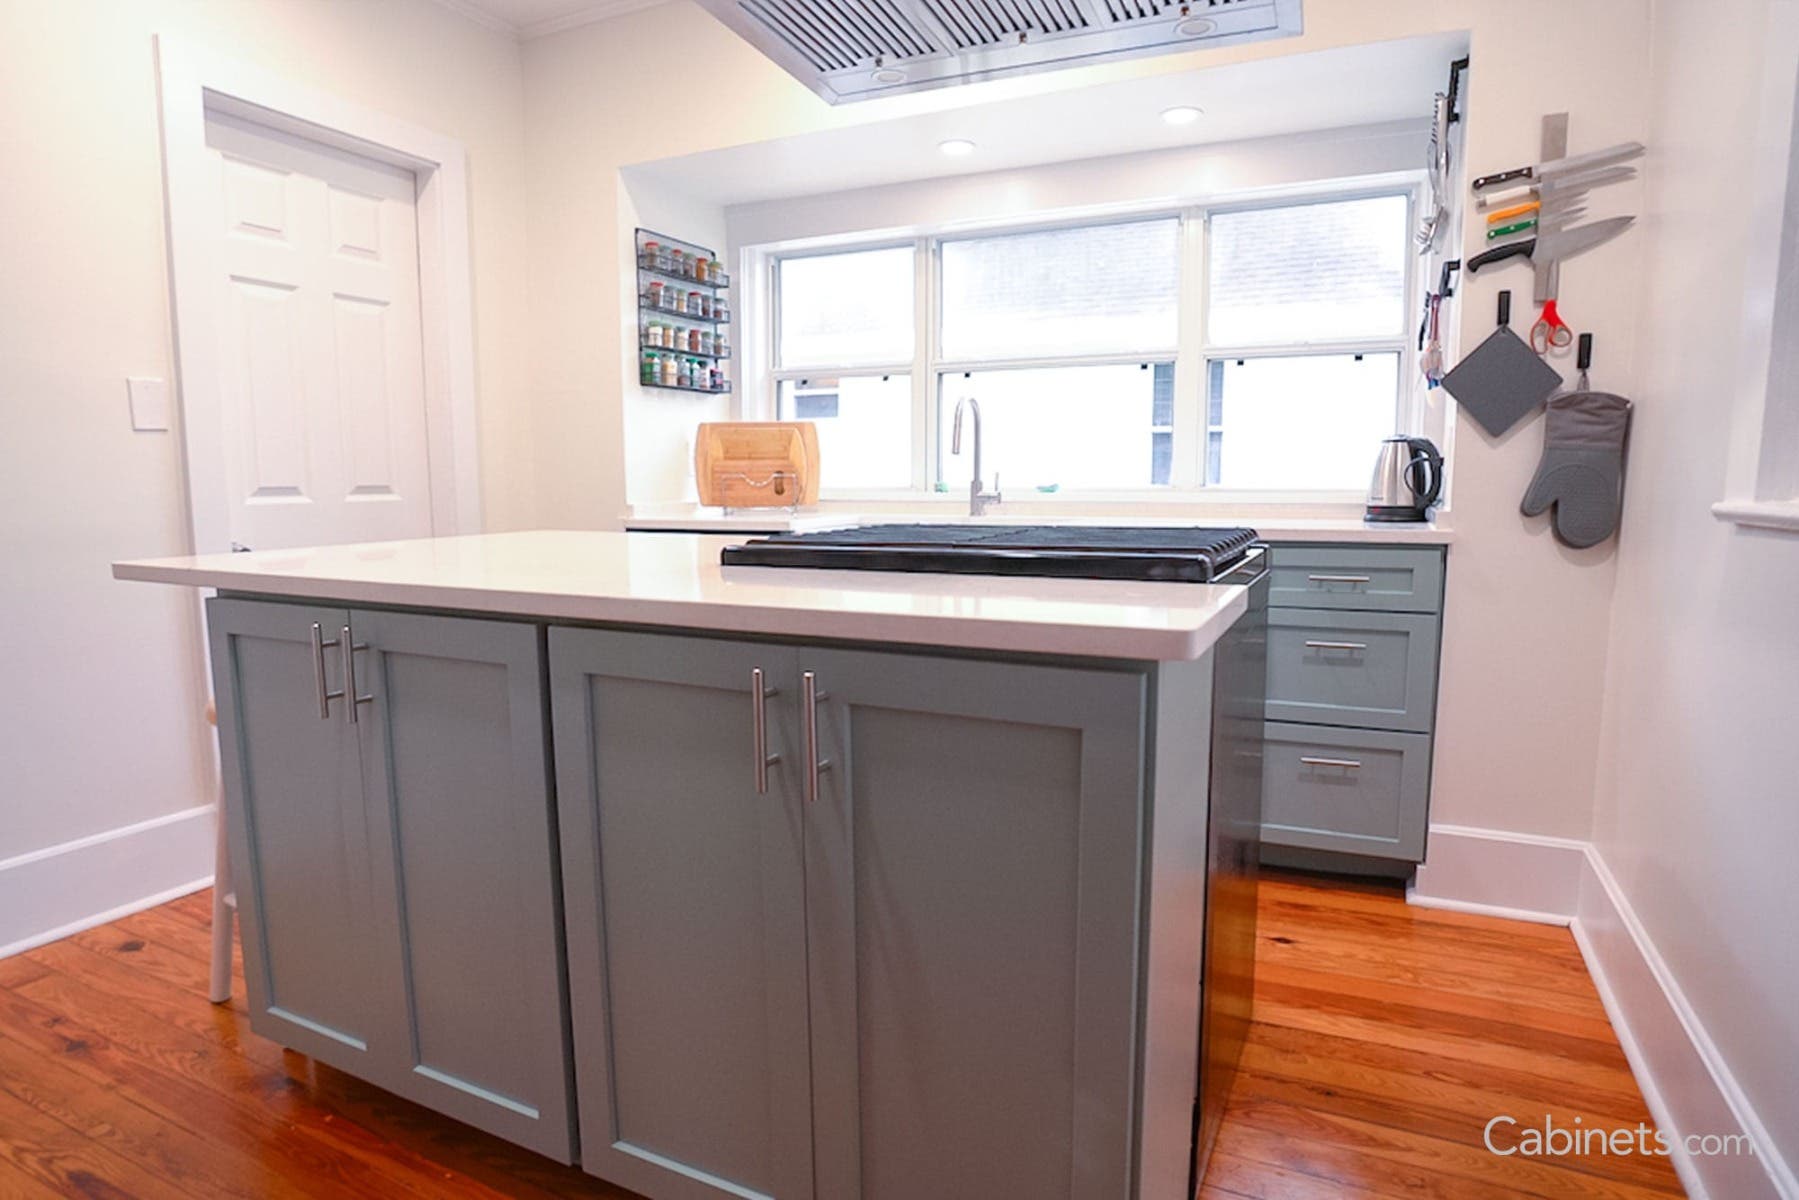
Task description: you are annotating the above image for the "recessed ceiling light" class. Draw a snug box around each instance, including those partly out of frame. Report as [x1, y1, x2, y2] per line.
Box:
[1161, 106, 1203, 126]
[939, 138, 977, 157]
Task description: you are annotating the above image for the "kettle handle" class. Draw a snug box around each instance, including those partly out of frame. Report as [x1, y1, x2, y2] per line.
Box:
[1404, 438, 1444, 509]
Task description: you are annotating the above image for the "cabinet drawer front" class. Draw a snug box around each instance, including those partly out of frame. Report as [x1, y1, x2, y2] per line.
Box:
[1261, 723, 1431, 861]
[1267, 545, 1444, 613]
[1265, 609, 1440, 733]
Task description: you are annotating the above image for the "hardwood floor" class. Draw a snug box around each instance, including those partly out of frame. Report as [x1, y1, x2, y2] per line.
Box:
[0, 874, 1683, 1199]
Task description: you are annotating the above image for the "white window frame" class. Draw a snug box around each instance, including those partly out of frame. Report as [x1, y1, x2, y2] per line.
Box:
[1713, 7, 1799, 535]
[749, 178, 1424, 504]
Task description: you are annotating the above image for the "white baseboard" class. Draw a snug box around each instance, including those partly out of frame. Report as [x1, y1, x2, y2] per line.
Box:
[1576, 850, 1797, 1200]
[1407, 823, 1586, 923]
[1407, 823, 1795, 1200]
[0, 805, 216, 959]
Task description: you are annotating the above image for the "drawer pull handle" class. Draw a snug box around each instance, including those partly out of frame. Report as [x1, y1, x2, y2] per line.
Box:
[802, 671, 832, 804]
[751, 667, 780, 795]
[1307, 574, 1371, 584]
[1304, 640, 1368, 651]
[309, 623, 343, 720]
[1300, 756, 1363, 770]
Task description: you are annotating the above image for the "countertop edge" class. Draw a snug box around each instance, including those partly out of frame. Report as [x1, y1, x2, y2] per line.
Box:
[113, 559, 1251, 663]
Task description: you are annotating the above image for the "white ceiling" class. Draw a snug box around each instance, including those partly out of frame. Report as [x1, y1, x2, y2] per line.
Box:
[623, 33, 1467, 209]
[435, 0, 666, 39]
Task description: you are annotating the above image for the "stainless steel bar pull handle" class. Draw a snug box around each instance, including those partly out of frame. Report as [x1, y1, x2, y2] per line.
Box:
[751, 668, 780, 795]
[1304, 640, 1369, 651]
[802, 671, 832, 804]
[1307, 574, 1371, 584]
[310, 623, 343, 719]
[340, 627, 373, 723]
[1300, 756, 1363, 770]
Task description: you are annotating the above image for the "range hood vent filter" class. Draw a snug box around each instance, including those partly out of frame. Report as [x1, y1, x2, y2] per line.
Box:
[701, 0, 1302, 103]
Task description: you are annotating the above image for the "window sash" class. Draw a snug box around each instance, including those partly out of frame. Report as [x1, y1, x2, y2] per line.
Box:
[758, 184, 1419, 497]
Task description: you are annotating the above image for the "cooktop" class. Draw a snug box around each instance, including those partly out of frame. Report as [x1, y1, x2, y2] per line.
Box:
[719, 524, 1261, 583]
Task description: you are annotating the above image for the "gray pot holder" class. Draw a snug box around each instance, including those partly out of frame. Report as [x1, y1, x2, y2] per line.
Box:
[1520, 390, 1633, 548]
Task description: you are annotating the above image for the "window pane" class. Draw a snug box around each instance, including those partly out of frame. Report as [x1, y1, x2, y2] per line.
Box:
[940, 220, 1179, 361]
[1208, 196, 1408, 344]
[1208, 353, 1398, 489]
[936, 363, 1172, 491]
[778, 247, 914, 367]
[777, 375, 911, 490]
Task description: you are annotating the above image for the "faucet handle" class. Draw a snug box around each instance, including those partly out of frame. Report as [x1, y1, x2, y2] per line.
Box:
[991, 472, 1001, 499]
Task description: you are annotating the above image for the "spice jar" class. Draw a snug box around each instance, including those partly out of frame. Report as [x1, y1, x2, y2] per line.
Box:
[688, 291, 703, 318]
[693, 256, 708, 283]
[640, 241, 659, 270]
[715, 329, 731, 358]
[713, 297, 732, 323]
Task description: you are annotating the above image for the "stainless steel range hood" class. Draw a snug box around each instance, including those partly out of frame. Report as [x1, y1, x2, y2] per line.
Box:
[694, 0, 1304, 104]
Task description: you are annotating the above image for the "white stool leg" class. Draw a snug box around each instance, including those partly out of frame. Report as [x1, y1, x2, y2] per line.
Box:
[206, 701, 234, 1004]
[208, 786, 234, 1003]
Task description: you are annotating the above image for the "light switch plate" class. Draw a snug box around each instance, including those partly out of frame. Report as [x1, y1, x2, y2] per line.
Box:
[127, 377, 170, 432]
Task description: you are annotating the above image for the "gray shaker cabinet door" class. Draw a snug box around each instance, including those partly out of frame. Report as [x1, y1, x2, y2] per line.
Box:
[799, 649, 1149, 1200]
[550, 629, 814, 1200]
[206, 597, 389, 1076]
[350, 610, 576, 1163]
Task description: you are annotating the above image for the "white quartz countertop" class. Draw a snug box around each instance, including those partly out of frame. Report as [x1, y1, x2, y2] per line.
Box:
[622, 505, 1454, 544]
[113, 530, 1250, 662]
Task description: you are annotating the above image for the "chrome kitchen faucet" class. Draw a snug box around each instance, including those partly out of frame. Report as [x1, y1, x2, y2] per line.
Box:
[951, 396, 1002, 517]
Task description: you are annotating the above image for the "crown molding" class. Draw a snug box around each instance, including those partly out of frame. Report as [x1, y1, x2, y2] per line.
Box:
[520, 0, 672, 39]
[422, 0, 520, 36]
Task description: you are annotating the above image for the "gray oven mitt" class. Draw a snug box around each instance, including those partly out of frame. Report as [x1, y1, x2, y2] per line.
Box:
[1520, 390, 1633, 548]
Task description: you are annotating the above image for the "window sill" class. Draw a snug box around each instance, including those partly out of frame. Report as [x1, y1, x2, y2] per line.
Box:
[1711, 499, 1799, 534]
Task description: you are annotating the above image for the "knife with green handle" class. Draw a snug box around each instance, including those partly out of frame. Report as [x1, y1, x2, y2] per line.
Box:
[1486, 207, 1586, 240]
[1467, 216, 1635, 273]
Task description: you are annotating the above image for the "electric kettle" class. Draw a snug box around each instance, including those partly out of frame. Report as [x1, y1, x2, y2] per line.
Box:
[1366, 436, 1444, 522]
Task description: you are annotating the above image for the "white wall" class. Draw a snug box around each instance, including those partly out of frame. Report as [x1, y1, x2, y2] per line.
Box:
[0, 0, 529, 928]
[526, 0, 1651, 846]
[1590, 0, 1799, 1175]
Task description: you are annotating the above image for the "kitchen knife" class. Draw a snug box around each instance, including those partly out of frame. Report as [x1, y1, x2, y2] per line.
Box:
[1487, 207, 1587, 240]
[1466, 215, 1636, 273]
[1477, 165, 1638, 209]
[1486, 195, 1589, 225]
[1472, 142, 1645, 192]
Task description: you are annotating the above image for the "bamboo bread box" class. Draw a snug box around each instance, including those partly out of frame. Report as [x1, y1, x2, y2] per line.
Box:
[694, 422, 821, 509]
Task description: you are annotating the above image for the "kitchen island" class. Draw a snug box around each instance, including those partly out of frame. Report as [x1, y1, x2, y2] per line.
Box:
[113, 530, 1268, 1200]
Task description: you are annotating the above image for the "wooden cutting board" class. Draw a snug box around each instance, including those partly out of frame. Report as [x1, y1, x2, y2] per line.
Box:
[694, 422, 820, 508]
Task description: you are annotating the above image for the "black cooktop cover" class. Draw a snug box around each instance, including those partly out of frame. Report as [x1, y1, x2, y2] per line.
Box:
[720, 524, 1260, 583]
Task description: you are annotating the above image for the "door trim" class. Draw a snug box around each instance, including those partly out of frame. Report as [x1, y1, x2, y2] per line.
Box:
[154, 35, 482, 555]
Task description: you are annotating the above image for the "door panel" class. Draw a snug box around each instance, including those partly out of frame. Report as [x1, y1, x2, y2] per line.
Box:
[353, 610, 575, 1162]
[551, 629, 813, 1200]
[206, 107, 431, 549]
[206, 597, 384, 1072]
[801, 649, 1148, 1200]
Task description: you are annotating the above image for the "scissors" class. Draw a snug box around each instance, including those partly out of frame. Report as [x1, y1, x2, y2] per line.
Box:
[1531, 297, 1574, 354]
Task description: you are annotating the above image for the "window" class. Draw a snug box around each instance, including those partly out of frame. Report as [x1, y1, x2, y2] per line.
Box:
[766, 190, 1415, 496]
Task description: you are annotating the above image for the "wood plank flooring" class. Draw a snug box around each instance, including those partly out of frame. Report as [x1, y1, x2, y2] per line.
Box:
[0, 873, 1683, 1199]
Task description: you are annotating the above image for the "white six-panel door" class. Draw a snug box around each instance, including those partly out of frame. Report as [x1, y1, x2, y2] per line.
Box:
[205, 109, 434, 550]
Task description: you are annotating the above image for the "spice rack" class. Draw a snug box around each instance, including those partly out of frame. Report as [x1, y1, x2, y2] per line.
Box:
[637, 228, 732, 396]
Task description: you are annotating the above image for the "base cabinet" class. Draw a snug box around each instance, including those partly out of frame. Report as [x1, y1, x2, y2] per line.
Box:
[551, 629, 1151, 1200]
[209, 598, 576, 1162]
